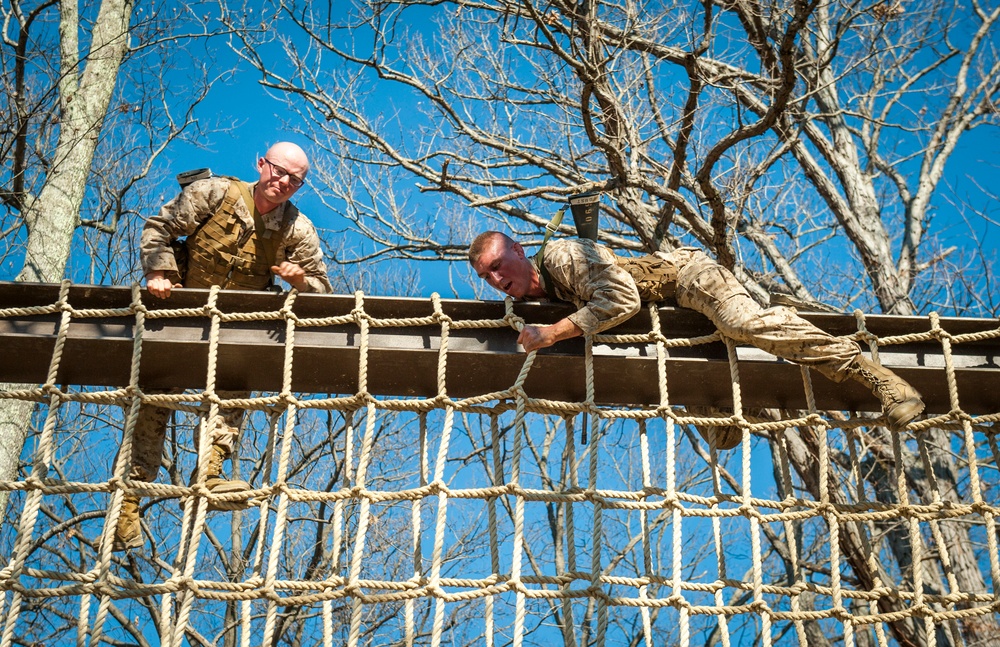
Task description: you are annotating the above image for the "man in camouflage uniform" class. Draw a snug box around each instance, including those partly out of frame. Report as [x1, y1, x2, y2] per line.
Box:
[114, 142, 333, 551]
[468, 231, 924, 448]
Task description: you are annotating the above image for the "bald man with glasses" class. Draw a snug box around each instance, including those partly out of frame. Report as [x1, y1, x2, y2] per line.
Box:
[117, 142, 332, 551]
[142, 141, 330, 295]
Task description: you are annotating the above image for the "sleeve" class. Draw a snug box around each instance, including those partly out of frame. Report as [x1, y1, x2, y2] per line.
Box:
[279, 212, 334, 294]
[543, 239, 641, 335]
[140, 178, 229, 276]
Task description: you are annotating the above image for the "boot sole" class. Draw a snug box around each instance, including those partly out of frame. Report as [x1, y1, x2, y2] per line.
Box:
[111, 535, 143, 552]
[180, 496, 262, 512]
[696, 426, 743, 451]
[887, 398, 925, 432]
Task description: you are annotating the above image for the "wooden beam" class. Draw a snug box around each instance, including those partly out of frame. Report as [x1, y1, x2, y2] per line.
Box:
[1, 282, 997, 414]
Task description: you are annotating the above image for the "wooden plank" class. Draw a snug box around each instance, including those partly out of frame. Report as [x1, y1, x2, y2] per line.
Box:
[0, 282, 996, 414]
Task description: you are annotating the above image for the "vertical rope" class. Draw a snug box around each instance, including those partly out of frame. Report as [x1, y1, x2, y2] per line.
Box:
[428, 294, 456, 647]
[509, 353, 531, 647]
[346, 292, 380, 647]
[503, 298, 537, 647]
[242, 409, 281, 647]
[638, 418, 654, 647]
[260, 289, 301, 645]
[91, 285, 148, 645]
[773, 402, 806, 647]
[486, 412, 502, 647]
[844, 414, 889, 647]
[647, 301, 668, 647]
[726, 336, 771, 647]
[583, 335, 607, 647]
[76, 592, 91, 647]
[0, 280, 72, 647]
[405, 412, 428, 647]
[560, 413, 578, 646]
[915, 431, 966, 643]
[171, 285, 225, 647]
[323, 599, 333, 647]
[851, 311, 892, 647]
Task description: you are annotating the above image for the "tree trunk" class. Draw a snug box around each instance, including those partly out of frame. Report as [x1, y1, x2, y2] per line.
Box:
[782, 427, 926, 647]
[0, 0, 134, 527]
[903, 429, 1000, 647]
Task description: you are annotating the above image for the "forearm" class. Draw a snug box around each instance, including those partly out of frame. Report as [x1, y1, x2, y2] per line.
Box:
[281, 224, 333, 294]
[140, 223, 179, 275]
[297, 274, 333, 294]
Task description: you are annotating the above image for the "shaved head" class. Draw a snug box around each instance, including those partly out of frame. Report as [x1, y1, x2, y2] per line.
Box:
[265, 141, 309, 174]
[469, 231, 514, 265]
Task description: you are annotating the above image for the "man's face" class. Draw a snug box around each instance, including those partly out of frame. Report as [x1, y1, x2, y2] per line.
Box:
[257, 153, 307, 206]
[472, 237, 536, 298]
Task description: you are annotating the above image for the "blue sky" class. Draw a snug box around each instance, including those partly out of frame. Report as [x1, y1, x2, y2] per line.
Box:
[3, 5, 998, 643]
[143, 4, 1000, 311]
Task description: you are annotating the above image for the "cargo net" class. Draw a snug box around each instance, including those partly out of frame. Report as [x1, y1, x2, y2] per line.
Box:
[0, 281, 998, 647]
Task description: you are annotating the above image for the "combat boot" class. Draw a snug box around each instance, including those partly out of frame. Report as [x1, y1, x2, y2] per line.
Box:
[846, 355, 925, 432]
[186, 444, 253, 511]
[112, 495, 143, 552]
[688, 406, 743, 451]
[695, 425, 743, 451]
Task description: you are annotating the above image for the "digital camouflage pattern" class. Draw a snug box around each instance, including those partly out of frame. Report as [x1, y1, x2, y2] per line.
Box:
[536, 239, 860, 381]
[127, 391, 248, 481]
[141, 176, 333, 294]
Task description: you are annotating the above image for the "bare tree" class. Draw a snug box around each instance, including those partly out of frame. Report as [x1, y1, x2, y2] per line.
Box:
[221, 0, 1000, 644]
[222, 0, 998, 315]
[0, 0, 232, 528]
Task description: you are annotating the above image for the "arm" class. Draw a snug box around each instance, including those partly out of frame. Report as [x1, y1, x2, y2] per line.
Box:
[544, 239, 642, 336]
[516, 240, 640, 353]
[276, 212, 334, 294]
[140, 178, 228, 299]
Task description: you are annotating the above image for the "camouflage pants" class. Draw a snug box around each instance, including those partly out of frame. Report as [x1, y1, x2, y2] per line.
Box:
[123, 390, 249, 481]
[662, 248, 860, 382]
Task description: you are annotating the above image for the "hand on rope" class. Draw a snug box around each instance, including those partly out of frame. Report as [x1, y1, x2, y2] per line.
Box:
[516, 319, 584, 352]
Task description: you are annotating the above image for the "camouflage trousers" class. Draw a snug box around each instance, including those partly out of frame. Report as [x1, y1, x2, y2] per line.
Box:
[660, 248, 860, 382]
[123, 389, 249, 481]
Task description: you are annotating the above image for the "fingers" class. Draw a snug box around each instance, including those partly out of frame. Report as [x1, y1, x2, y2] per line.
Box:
[271, 262, 303, 280]
[517, 326, 548, 353]
[271, 262, 307, 290]
[146, 276, 173, 300]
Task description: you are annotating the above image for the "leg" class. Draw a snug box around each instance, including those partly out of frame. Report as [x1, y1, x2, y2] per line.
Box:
[671, 249, 923, 430]
[187, 390, 252, 511]
[209, 390, 248, 458]
[112, 400, 170, 551]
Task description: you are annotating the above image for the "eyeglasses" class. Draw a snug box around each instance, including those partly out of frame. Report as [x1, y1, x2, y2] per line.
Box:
[262, 158, 306, 188]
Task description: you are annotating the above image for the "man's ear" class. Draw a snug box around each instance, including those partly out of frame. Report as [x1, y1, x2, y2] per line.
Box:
[512, 242, 526, 259]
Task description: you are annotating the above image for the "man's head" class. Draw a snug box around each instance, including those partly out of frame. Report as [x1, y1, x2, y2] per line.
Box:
[469, 231, 544, 299]
[256, 142, 309, 208]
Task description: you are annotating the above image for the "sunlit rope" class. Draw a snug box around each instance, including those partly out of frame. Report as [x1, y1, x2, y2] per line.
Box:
[0, 280, 997, 647]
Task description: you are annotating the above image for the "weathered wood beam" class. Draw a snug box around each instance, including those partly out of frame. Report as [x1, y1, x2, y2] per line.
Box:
[0, 282, 997, 414]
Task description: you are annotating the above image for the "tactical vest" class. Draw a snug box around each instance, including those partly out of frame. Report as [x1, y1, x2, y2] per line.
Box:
[182, 181, 294, 291]
[613, 253, 678, 302]
[537, 244, 679, 303]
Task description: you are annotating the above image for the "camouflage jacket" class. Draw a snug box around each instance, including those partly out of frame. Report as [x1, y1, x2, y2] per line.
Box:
[140, 176, 333, 294]
[533, 238, 641, 336]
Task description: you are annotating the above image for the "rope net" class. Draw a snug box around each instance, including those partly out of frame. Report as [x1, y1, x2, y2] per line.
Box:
[0, 282, 997, 646]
